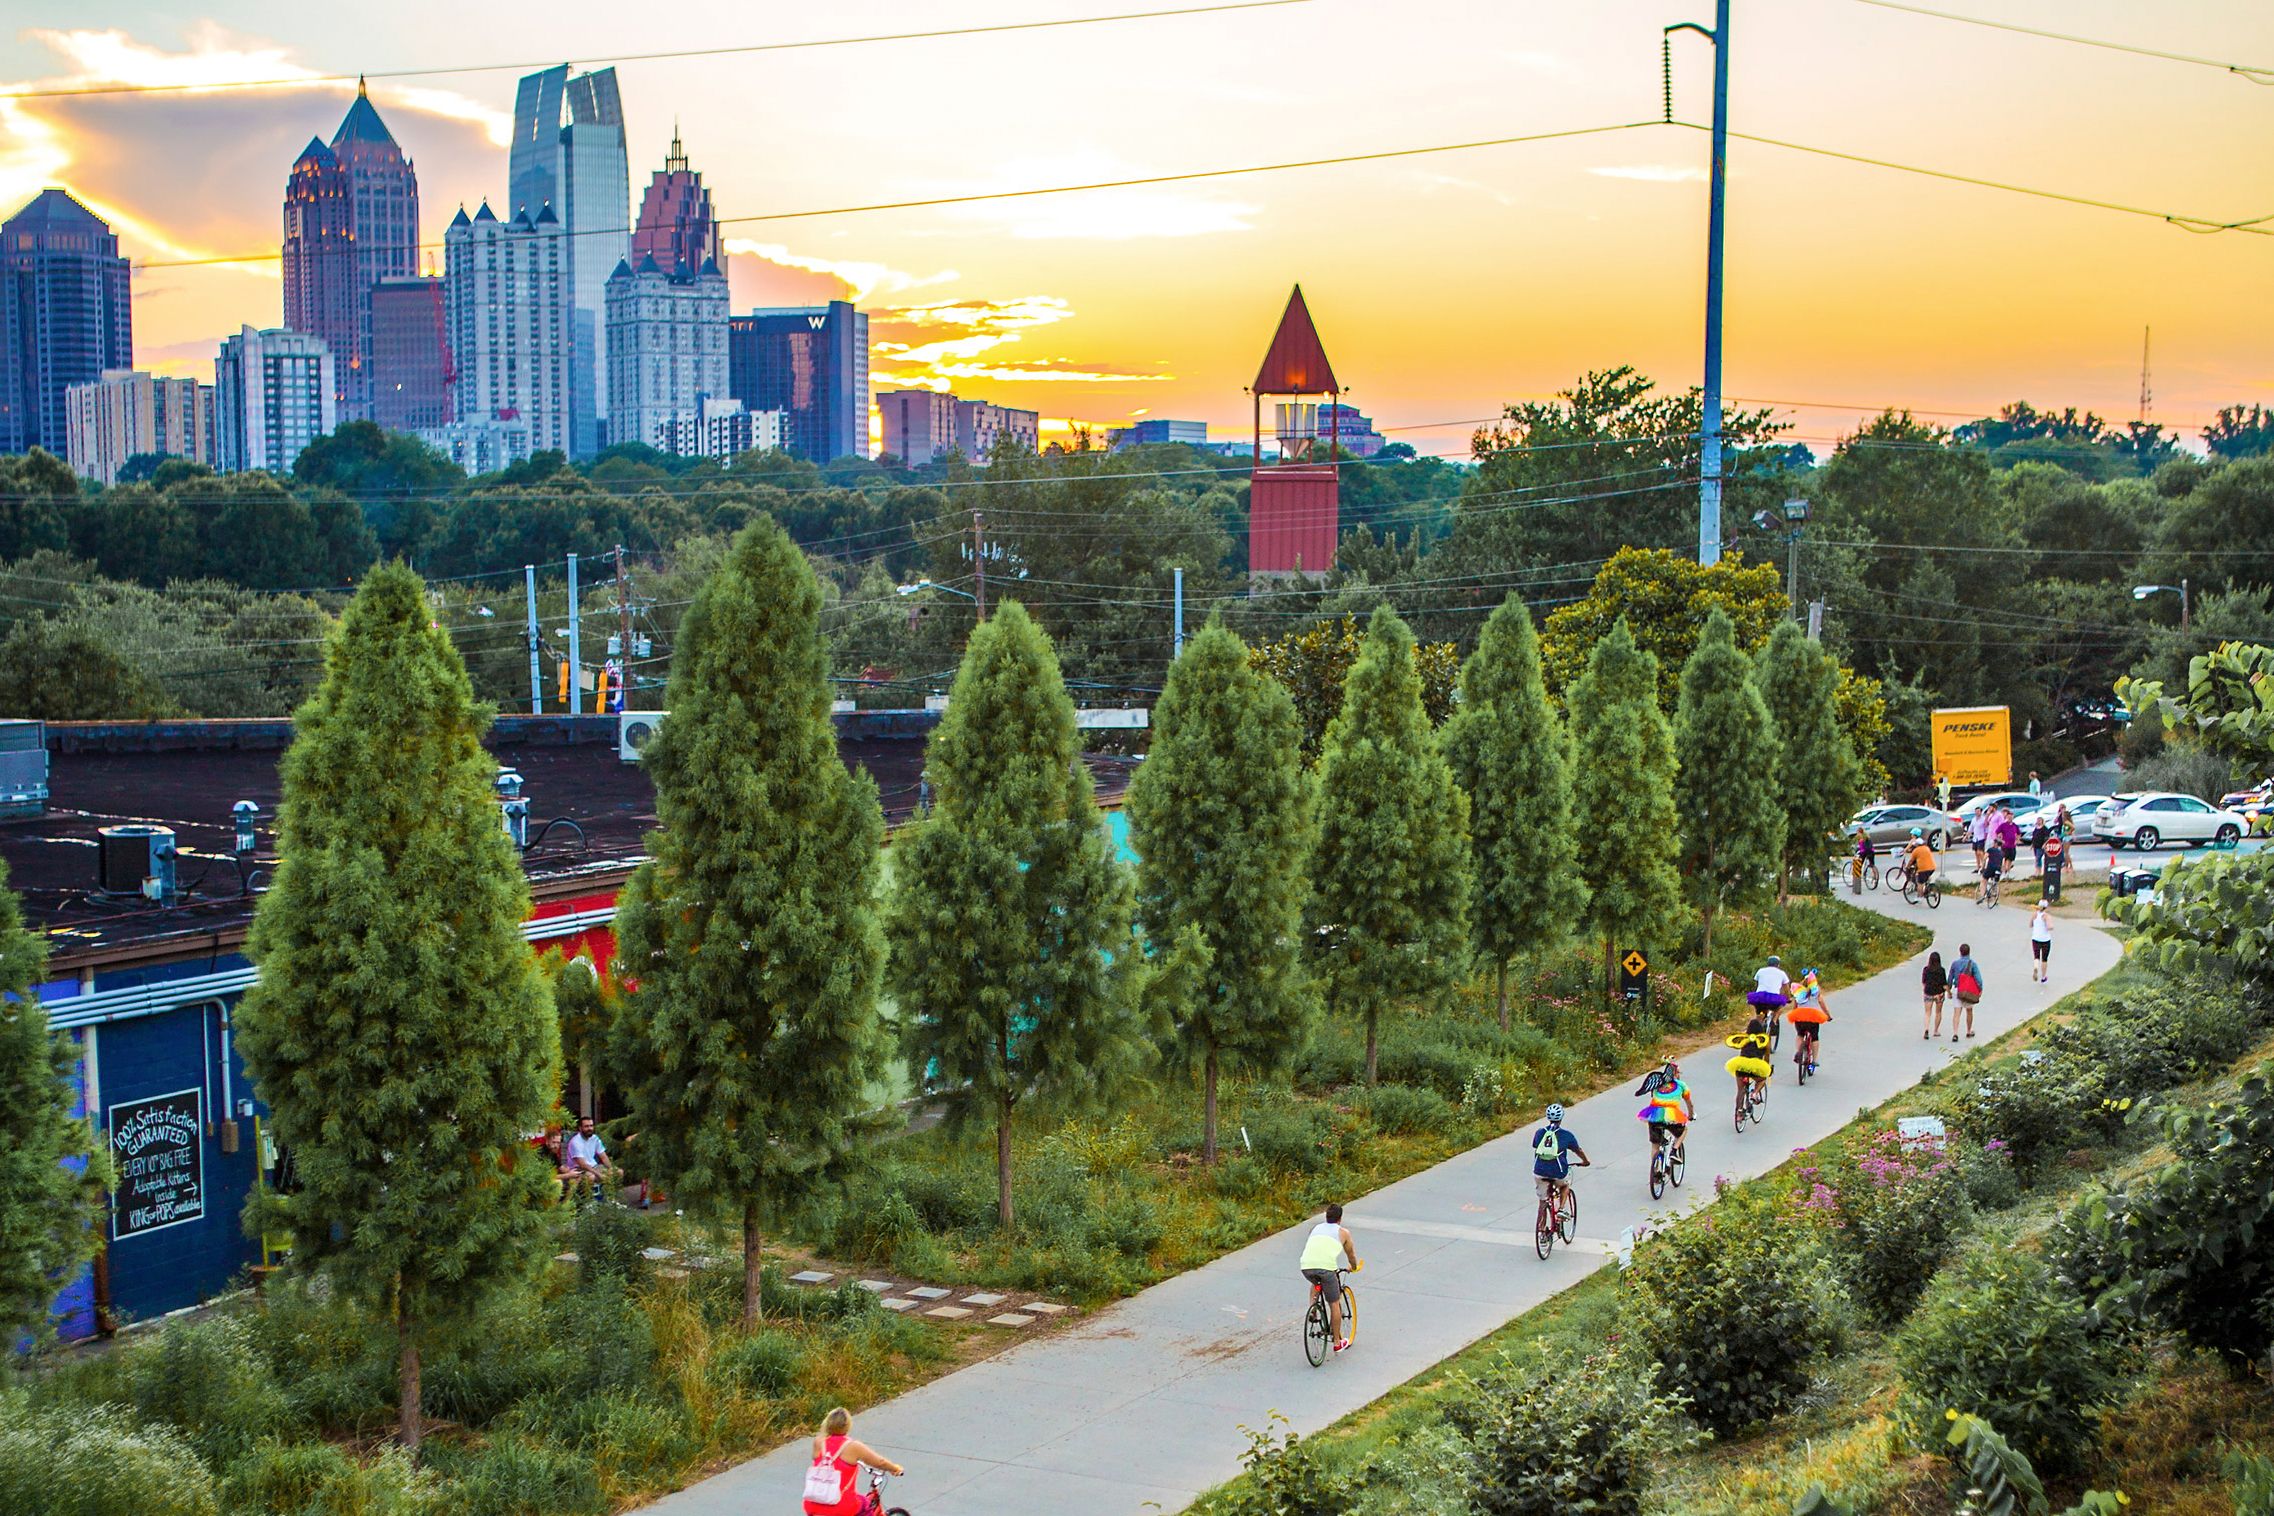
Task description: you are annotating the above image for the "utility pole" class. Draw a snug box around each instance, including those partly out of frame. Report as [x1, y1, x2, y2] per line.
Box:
[524, 564, 541, 714]
[1173, 566, 1185, 658]
[971, 510, 986, 623]
[1669, 0, 1731, 565]
[2138, 326, 2153, 424]
[615, 543, 632, 711]
[566, 552, 583, 715]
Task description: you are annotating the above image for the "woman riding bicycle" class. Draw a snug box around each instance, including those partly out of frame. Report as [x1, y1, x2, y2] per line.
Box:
[802, 1408, 904, 1516]
[1850, 827, 1876, 890]
[1638, 1060, 1694, 1160]
[1787, 968, 1831, 1076]
[1725, 1016, 1774, 1107]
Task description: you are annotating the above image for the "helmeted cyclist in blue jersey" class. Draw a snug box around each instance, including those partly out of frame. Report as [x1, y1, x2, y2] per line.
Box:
[1530, 1103, 1590, 1212]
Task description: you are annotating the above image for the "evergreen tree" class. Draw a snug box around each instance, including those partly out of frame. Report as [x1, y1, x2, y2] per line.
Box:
[235, 563, 558, 1449]
[0, 860, 107, 1346]
[1441, 595, 1589, 1029]
[1567, 619, 1685, 998]
[1309, 605, 1472, 1085]
[1125, 620, 1314, 1163]
[1755, 620, 1865, 900]
[888, 602, 1147, 1224]
[1673, 608, 1787, 951]
[612, 521, 888, 1326]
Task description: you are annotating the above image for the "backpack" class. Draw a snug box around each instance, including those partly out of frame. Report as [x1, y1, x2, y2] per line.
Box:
[1533, 1127, 1564, 1163]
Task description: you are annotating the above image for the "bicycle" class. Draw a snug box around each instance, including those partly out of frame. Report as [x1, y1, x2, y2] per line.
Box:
[1534, 1180, 1579, 1258]
[1301, 1268, 1358, 1367]
[1647, 1129, 1687, 1198]
[1979, 871, 2002, 910]
[1899, 869, 1942, 909]
[1847, 856, 1880, 894]
[856, 1467, 913, 1516]
[1733, 1073, 1766, 1133]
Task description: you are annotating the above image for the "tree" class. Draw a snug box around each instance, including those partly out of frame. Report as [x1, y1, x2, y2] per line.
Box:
[1755, 621, 1864, 899]
[1308, 605, 1472, 1084]
[888, 601, 1147, 1225]
[1673, 609, 1786, 950]
[234, 563, 559, 1449]
[2203, 403, 2274, 461]
[1439, 595, 1588, 1028]
[1567, 619, 1684, 997]
[1124, 621, 1315, 1162]
[0, 859, 108, 1346]
[0, 619, 175, 719]
[1538, 547, 1786, 707]
[611, 520, 889, 1325]
[1248, 614, 1461, 759]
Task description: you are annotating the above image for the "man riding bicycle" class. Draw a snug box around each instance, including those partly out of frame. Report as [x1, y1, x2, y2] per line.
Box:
[1298, 1203, 1358, 1354]
[1850, 827, 1877, 890]
[1530, 1103, 1590, 1215]
[1638, 1061, 1694, 1159]
[1748, 955, 1794, 1038]
[1903, 828, 1938, 889]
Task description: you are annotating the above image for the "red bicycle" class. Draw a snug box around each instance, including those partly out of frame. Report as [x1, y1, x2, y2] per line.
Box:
[855, 1468, 911, 1516]
[1534, 1181, 1578, 1258]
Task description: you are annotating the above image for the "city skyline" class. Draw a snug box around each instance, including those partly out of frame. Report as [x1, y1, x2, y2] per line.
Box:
[3, 2, 2270, 454]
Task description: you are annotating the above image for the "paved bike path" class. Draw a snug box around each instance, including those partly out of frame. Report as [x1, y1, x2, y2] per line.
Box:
[644, 892, 2120, 1516]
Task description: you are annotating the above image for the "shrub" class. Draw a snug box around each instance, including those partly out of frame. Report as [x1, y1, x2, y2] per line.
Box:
[1948, 1056, 2113, 1181]
[1449, 1351, 1695, 1515]
[1459, 1061, 1510, 1116]
[1373, 1031, 1472, 1099]
[1795, 1131, 1970, 1324]
[571, 1202, 655, 1290]
[1621, 1188, 1841, 1436]
[1240, 1095, 1341, 1174]
[1206, 1414, 1353, 1516]
[426, 1435, 606, 1516]
[1895, 1249, 2125, 1475]
[1956, 1139, 2022, 1213]
[1358, 1083, 1457, 1137]
[0, 1403, 220, 1516]
[554, 1278, 658, 1399]
[31, 1314, 299, 1467]
[422, 1288, 572, 1428]
[242, 1277, 397, 1435]
[588, 1392, 698, 1488]
[219, 1439, 440, 1515]
[1212, 1155, 1268, 1199]
[708, 1330, 805, 1397]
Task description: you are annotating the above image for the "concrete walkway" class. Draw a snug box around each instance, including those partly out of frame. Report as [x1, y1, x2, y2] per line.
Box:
[644, 890, 2122, 1516]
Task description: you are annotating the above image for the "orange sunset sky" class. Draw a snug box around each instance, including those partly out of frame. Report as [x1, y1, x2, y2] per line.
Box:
[4, 0, 2269, 458]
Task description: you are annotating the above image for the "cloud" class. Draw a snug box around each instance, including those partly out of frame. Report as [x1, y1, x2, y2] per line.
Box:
[1588, 163, 1708, 184]
[722, 240, 958, 305]
[868, 294, 1166, 389]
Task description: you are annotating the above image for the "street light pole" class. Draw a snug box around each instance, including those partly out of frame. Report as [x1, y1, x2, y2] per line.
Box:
[1668, 0, 1732, 566]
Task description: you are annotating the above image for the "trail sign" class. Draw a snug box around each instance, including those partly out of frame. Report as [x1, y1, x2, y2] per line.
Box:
[1619, 949, 1649, 1001]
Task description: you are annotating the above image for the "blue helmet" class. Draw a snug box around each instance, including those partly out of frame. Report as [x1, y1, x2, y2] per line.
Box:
[1545, 1103, 1564, 1125]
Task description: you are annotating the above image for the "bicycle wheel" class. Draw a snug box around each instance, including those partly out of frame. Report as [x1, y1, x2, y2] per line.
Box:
[1864, 861, 1880, 892]
[1795, 1043, 1809, 1085]
[1669, 1142, 1687, 1187]
[1339, 1286, 1357, 1346]
[1649, 1150, 1666, 1199]
[1768, 1013, 1782, 1053]
[1535, 1200, 1555, 1259]
[1925, 881, 1941, 910]
[1734, 1085, 1748, 1134]
[1302, 1292, 1329, 1367]
[1558, 1187, 1579, 1244]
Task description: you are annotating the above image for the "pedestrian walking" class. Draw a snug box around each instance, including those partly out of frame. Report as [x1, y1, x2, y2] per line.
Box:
[2030, 901, 2054, 983]
[1949, 943, 1983, 1042]
[1921, 950, 1948, 1040]
[1993, 805, 2020, 876]
[1970, 805, 1992, 877]
[2027, 770, 2042, 800]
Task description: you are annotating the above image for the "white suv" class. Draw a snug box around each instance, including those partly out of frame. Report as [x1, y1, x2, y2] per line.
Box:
[2091, 791, 2248, 851]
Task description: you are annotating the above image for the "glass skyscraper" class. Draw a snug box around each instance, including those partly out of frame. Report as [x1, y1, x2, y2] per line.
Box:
[509, 65, 627, 460]
[728, 302, 871, 463]
[281, 83, 419, 421]
[0, 189, 132, 456]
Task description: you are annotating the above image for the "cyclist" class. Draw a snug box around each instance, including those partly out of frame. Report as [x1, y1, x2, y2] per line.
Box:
[1747, 955, 1794, 1039]
[802, 1407, 905, 1516]
[1725, 1012, 1774, 1107]
[1980, 832, 2007, 903]
[1637, 1060, 1694, 1164]
[1298, 1202, 1358, 1354]
[1530, 1103, 1590, 1218]
[1850, 826, 1877, 890]
[1788, 968, 1831, 1075]
[1904, 828, 1939, 895]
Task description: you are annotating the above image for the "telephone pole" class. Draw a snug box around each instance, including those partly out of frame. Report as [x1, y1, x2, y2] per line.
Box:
[614, 544, 633, 713]
[971, 510, 986, 622]
[566, 552, 583, 715]
[1669, 0, 1731, 565]
[524, 564, 541, 714]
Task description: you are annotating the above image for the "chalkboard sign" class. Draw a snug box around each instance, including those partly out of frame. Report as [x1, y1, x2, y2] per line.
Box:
[110, 1088, 204, 1240]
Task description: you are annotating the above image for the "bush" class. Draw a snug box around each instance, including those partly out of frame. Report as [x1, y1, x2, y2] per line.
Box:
[1212, 1155, 1268, 1199]
[2130, 743, 2237, 801]
[1948, 1056, 2112, 1181]
[1449, 1351, 1694, 1515]
[0, 1403, 220, 1516]
[555, 1278, 658, 1399]
[1205, 1414, 1353, 1516]
[32, 1314, 298, 1467]
[571, 1202, 655, 1290]
[422, 1289, 573, 1428]
[588, 1392, 698, 1488]
[242, 1278, 396, 1435]
[1358, 1083, 1457, 1137]
[1796, 1131, 1970, 1325]
[1956, 1139, 2022, 1212]
[1373, 1031, 1472, 1099]
[1239, 1095, 1342, 1174]
[708, 1330, 805, 1397]
[1894, 1249, 2125, 1475]
[1621, 1188, 1841, 1436]
[426, 1435, 605, 1516]
[219, 1439, 439, 1515]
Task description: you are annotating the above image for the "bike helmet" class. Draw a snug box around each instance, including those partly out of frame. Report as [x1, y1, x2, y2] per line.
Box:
[1544, 1103, 1564, 1125]
[1766, 955, 1781, 967]
[1910, 826, 1924, 838]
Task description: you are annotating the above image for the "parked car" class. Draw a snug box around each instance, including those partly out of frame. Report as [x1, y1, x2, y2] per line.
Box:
[1845, 802, 1957, 851]
[2219, 778, 2271, 813]
[1952, 791, 2040, 828]
[2015, 794, 2113, 833]
[2091, 791, 2249, 851]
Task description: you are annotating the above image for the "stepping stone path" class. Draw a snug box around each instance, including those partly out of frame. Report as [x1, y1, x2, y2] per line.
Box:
[1022, 1301, 1065, 1316]
[961, 1292, 1007, 1308]
[925, 1305, 973, 1320]
[787, 1269, 834, 1285]
[881, 1299, 919, 1313]
[907, 1286, 953, 1301]
[856, 1279, 894, 1293]
[642, 1247, 678, 1263]
[777, 1267, 1071, 1330]
[986, 1313, 1034, 1327]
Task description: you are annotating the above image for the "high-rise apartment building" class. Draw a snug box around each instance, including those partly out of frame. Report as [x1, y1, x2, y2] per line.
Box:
[0, 189, 132, 456]
[879, 388, 959, 465]
[955, 399, 1039, 461]
[64, 369, 212, 483]
[1316, 402, 1386, 458]
[604, 252, 729, 450]
[214, 325, 335, 473]
[281, 83, 418, 420]
[1110, 418, 1207, 449]
[651, 395, 784, 463]
[509, 66, 627, 460]
[629, 129, 724, 278]
[416, 417, 531, 475]
[727, 302, 869, 463]
[443, 202, 571, 456]
[369, 276, 448, 431]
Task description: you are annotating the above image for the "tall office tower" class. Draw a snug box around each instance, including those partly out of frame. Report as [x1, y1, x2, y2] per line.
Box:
[282, 82, 419, 420]
[727, 302, 870, 462]
[878, 388, 959, 465]
[629, 128, 723, 277]
[64, 369, 212, 483]
[604, 251, 729, 450]
[443, 202, 571, 456]
[0, 189, 133, 456]
[214, 325, 336, 473]
[368, 275, 449, 431]
[509, 65, 627, 459]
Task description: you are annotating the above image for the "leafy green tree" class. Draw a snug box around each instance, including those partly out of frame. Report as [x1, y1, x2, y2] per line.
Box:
[1308, 605, 1472, 1084]
[887, 601, 1147, 1224]
[0, 618, 175, 719]
[0, 860, 108, 1346]
[1673, 610, 1785, 950]
[1125, 620, 1315, 1162]
[1439, 595, 1588, 1028]
[2204, 403, 2274, 461]
[234, 564, 560, 1449]
[1248, 615, 1461, 759]
[1567, 619, 1684, 996]
[1539, 547, 1786, 706]
[0, 450, 74, 562]
[1755, 621, 1864, 899]
[611, 521, 888, 1324]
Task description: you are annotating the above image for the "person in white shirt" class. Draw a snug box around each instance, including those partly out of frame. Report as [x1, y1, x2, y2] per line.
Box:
[2030, 902, 2054, 983]
[562, 1115, 614, 1198]
[1298, 1203, 1359, 1352]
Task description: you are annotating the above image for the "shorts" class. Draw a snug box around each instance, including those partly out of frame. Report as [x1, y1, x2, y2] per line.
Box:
[1302, 1267, 1343, 1299]
[1534, 1174, 1568, 1199]
[1648, 1120, 1686, 1147]
[2003, 845, 2018, 864]
[1745, 990, 1787, 1011]
[2032, 939, 2051, 961]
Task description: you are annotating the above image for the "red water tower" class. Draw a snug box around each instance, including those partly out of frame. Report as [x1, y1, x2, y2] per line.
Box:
[1248, 285, 1342, 581]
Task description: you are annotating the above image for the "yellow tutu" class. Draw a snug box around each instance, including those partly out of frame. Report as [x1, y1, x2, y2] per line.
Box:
[1726, 1055, 1773, 1081]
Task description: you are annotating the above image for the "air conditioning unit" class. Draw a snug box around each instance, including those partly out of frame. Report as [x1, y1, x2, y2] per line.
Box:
[618, 711, 668, 762]
[0, 719, 46, 817]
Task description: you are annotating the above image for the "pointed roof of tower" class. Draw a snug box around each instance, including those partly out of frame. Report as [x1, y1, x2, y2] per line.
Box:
[3, 187, 112, 231]
[1252, 284, 1339, 395]
[333, 81, 398, 148]
[665, 121, 688, 174]
[293, 135, 337, 168]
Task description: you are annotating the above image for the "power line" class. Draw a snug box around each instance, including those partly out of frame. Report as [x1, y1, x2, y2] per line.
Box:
[0, 2, 1313, 100]
[1849, 0, 2274, 83]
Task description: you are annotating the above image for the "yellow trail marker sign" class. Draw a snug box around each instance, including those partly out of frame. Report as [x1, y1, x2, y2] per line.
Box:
[1621, 950, 1649, 978]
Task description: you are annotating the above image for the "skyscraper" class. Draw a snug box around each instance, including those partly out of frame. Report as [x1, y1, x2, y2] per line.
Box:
[281, 82, 419, 420]
[630, 128, 723, 278]
[509, 66, 627, 460]
[879, 388, 958, 465]
[369, 276, 448, 431]
[727, 302, 870, 463]
[605, 252, 729, 451]
[0, 189, 133, 456]
[443, 202, 571, 456]
[65, 369, 212, 483]
[214, 325, 335, 473]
